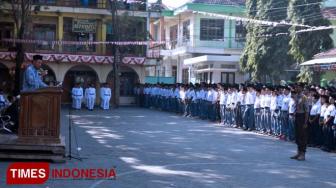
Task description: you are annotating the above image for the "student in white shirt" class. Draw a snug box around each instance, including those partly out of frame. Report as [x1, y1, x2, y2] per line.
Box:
[226, 88, 234, 126]
[210, 86, 219, 122]
[322, 95, 336, 152]
[254, 89, 262, 131]
[263, 87, 272, 134]
[235, 87, 245, 128]
[280, 87, 291, 140]
[243, 86, 255, 131]
[308, 94, 321, 147]
[288, 92, 296, 141]
[270, 88, 280, 136]
[219, 86, 228, 125]
[179, 86, 186, 115]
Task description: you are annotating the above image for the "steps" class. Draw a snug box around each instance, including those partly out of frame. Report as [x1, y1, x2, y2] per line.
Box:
[0, 134, 66, 163]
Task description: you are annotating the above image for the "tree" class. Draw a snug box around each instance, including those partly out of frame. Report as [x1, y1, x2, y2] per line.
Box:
[288, 0, 333, 83]
[240, 0, 293, 83]
[9, 0, 33, 95]
[240, 0, 257, 78]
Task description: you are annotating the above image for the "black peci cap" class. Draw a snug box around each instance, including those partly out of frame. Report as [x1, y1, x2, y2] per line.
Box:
[33, 55, 43, 61]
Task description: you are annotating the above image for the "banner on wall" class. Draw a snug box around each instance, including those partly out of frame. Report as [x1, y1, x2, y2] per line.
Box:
[72, 19, 97, 33]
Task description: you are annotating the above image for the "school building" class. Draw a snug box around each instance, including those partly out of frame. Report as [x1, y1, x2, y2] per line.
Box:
[0, 0, 160, 105]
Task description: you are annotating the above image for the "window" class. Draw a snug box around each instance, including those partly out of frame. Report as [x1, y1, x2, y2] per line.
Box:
[200, 19, 224, 41]
[235, 21, 247, 42]
[33, 24, 56, 50]
[106, 23, 113, 41]
[0, 23, 14, 49]
[221, 72, 235, 84]
[33, 0, 56, 5]
[63, 18, 96, 53]
[169, 25, 178, 49]
[203, 72, 208, 82]
[182, 20, 190, 42]
[209, 72, 213, 83]
[172, 66, 177, 80]
[153, 24, 159, 41]
[182, 69, 189, 84]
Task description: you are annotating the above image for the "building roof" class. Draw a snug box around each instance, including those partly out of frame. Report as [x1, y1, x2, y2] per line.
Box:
[314, 48, 336, 59]
[323, 8, 336, 19]
[191, 0, 245, 6]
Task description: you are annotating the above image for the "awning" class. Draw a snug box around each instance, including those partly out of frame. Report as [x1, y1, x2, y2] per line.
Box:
[195, 68, 238, 73]
[301, 57, 336, 66]
[184, 55, 240, 66]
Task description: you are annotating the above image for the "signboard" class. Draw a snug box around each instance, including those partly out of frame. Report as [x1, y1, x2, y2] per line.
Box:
[72, 19, 97, 33]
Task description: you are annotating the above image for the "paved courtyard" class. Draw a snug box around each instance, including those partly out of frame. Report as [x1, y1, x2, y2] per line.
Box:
[1, 107, 336, 188]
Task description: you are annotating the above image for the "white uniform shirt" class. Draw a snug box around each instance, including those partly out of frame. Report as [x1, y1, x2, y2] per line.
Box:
[230, 92, 238, 108]
[310, 101, 321, 116]
[237, 92, 245, 105]
[289, 98, 296, 114]
[226, 92, 232, 106]
[320, 104, 328, 118]
[260, 95, 265, 108]
[201, 90, 208, 101]
[190, 90, 197, 102]
[277, 95, 283, 109]
[281, 95, 290, 111]
[264, 94, 271, 108]
[324, 104, 336, 121]
[245, 91, 255, 105]
[212, 90, 218, 104]
[206, 90, 213, 102]
[219, 91, 227, 105]
[254, 96, 261, 109]
[71, 87, 83, 99]
[179, 90, 186, 100]
[270, 95, 278, 110]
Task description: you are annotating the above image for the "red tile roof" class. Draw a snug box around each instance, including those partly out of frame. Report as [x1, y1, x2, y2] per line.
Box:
[315, 48, 336, 58]
[323, 8, 336, 19]
[191, 0, 245, 6]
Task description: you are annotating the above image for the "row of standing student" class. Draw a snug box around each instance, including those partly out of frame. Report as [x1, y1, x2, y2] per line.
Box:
[134, 84, 336, 153]
[71, 83, 112, 110]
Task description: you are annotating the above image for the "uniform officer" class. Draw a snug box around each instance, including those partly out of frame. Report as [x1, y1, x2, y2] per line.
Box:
[290, 84, 310, 161]
[85, 84, 96, 111]
[71, 83, 83, 110]
[100, 83, 111, 110]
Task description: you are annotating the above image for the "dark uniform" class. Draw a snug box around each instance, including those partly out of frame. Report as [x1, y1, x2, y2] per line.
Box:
[291, 92, 309, 161]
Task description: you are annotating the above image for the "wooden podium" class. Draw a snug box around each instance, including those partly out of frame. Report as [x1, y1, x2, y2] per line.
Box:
[19, 87, 63, 144]
[0, 87, 66, 163]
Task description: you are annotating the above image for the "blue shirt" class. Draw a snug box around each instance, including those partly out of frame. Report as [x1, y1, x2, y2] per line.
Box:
[22, 65, 47, 91]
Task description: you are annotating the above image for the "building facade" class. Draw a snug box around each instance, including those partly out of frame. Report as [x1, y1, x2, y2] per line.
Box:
[0, 0, 159, 105]
[148, 0, 248, 84]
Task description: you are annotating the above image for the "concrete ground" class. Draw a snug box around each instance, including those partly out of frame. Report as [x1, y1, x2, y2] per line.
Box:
[1, 107, 336, 188]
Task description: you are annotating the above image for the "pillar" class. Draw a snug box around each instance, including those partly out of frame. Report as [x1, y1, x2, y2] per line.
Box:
[57, 15, 64, 52]
[176, 56, 182, 83]
[97, 19, 106, 54]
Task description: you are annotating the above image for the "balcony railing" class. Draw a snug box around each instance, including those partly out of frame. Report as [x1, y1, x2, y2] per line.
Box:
[0, 41, 146, 57]
[33, 0, 107, 9]
[162, 38, 246, 50]
[32, 0, 147, 10]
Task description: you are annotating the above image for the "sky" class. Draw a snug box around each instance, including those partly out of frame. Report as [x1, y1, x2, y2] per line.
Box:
[148, 0, 190, 9]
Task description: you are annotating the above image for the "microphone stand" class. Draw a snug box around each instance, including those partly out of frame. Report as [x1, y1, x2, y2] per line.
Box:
[63, 85, 85, 161]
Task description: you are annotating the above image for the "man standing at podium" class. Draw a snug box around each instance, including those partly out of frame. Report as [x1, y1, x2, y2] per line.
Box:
[22, 55, 48, 91]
